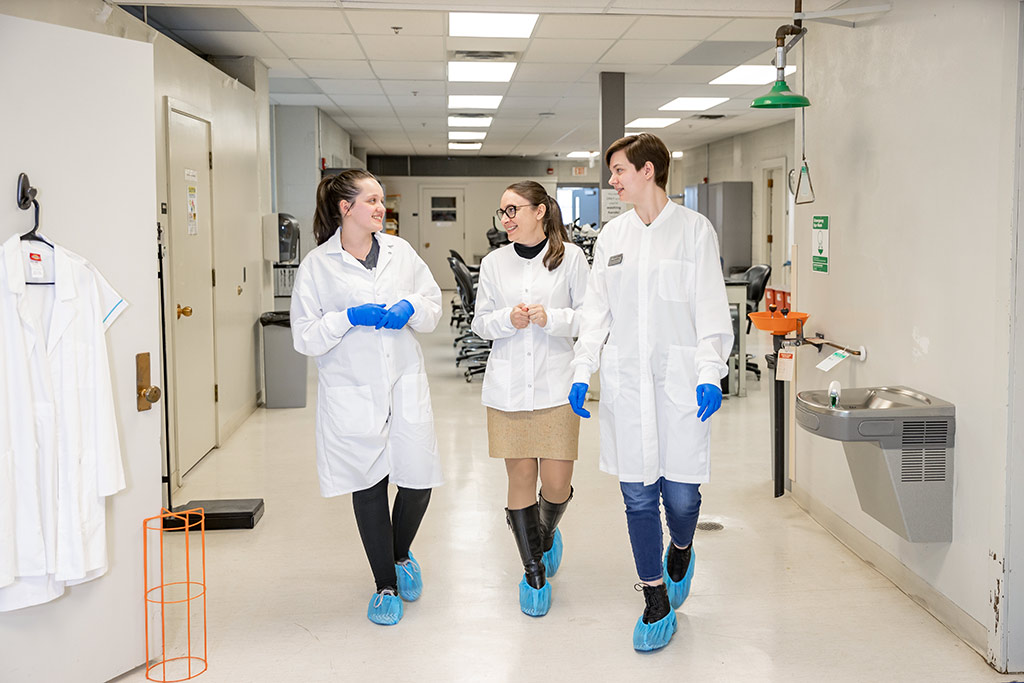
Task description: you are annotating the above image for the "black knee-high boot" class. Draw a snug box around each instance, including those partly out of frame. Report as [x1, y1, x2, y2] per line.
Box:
[505, 505, 546, 589]
[538, 486, 573, 553]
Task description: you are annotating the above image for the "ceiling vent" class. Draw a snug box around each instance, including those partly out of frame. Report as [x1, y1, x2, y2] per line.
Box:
[448, 50, 520, 61]
[693, 114, 728, 120]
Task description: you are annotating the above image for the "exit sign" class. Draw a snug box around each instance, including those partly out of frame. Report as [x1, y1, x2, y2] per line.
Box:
[572, 166, 586, 176]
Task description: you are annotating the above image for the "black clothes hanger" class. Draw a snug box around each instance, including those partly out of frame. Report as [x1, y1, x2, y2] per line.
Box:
[17, 173, 55, 285]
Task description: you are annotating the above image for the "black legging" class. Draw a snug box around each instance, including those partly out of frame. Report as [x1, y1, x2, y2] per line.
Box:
[351, 475, 432, 592]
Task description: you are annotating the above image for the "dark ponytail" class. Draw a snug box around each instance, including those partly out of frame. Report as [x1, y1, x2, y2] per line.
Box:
[313, 169, 379, 246]
[504, 180, 568, 271]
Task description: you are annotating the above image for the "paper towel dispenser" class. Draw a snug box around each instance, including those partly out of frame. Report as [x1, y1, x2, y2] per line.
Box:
[263, 212, 299, 263]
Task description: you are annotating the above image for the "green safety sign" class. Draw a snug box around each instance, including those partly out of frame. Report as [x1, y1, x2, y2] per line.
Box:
[812, 215, 829, 273]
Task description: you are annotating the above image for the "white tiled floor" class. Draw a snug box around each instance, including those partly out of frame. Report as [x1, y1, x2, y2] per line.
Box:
[116, 309, 1018, 683]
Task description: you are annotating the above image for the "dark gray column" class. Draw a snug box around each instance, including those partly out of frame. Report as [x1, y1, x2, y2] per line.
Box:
[598, 71, 625, 190]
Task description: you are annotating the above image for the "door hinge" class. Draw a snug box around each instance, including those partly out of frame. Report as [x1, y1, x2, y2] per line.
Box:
[767, 234, 774, 243]
[209, 151, 213, 170]
[212, 268, 216, 287]
[767, 178, 774, 188]
[214, 384, 219, 402]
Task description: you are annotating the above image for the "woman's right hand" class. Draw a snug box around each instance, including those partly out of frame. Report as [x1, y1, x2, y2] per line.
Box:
[510, 303, 530, 329]
[347, 302, 387, 327]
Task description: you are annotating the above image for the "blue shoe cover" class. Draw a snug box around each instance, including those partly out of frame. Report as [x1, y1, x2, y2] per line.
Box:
[518, 577, 551, 617]
[367, 589, 403, 625]
[396, 552, 422, 602]
[632, 610, 678, 652]
[542, 528, 563, 577]
[663, 546, 695, 610]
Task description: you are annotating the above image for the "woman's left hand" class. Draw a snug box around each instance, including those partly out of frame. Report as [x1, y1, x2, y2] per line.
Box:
[527, 304, 547, 328]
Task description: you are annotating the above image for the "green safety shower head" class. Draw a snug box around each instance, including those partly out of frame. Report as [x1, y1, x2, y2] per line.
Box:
[751, 79, 811, 109]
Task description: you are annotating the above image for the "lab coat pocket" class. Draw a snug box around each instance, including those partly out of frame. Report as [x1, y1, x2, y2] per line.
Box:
[481, 357, 509, 407]
[665, 345, 698, 407]
[599, 345, 620, 405]
[324, 385, 375, 435]
[399, 373, 433, 424]
[657, 259, 692, 303]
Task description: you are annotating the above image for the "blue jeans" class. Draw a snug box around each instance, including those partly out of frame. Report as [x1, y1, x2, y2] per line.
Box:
[619, 478, 701, 582]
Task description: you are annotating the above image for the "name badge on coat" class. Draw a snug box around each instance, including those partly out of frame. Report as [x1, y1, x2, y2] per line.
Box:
[608, 254, 623, 266]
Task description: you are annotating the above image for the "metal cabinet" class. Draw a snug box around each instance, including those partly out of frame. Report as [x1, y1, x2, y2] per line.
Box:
[683, 181, 752, 277]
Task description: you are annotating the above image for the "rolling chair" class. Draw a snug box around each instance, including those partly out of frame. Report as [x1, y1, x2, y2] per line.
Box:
[448, 256, 490, 381]
[743, 264, 772, 334]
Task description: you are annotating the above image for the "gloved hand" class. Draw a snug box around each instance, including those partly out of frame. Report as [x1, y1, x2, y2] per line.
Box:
[568, 383, 591, 419]
[347, 302, 386, 327]
[376, 299, 415, 330]
[696, 383, 723, 422]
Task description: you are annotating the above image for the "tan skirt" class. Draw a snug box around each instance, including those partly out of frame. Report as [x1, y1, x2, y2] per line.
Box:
[486, 404, 581, 460]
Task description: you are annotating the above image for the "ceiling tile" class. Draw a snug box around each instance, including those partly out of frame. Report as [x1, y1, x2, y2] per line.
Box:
[241, 8, 350, 34]
[513, 62, 590, 83]
[360, 35, 444, 61]
[387, 95, 446, 111]
[173, 30, 286, 59]
[371, 60, 445, 80]
[709, 18, 790, 42]
[267, 33, 364, 60]
[270, 94, 335, 107]
[380, 80, 446, 96]
[295, 59, 375, 79]
[499, 96, 561, 112]
[328, 94, 392, 108]
[506, 82, 577, 97]
[314, 79, 384, 95]
[269, 77, 322, 94]
[345, 10, 444, 36]
[523, 38, 615, 64]
[534, 14, 635, 39]
[673, 41, 774, 66]
[622, 16, 729, 40]
[260, 58, 306, 78]
[630, 65, 733, 84]
[601, 39, 699, 65]
[134, 7, 258, 32]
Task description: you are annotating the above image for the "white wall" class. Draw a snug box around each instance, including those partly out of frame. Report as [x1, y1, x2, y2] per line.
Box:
[789, 0, 1020, 667]
[319, 110, 354, 169]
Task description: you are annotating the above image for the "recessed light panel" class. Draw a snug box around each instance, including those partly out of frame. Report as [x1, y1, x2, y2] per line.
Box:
[448, 95, 503, 109]
[625, 118, 680, 129]
[447, 62, 517, 82]
[711, 65, 796, 85]
[449, 12, 538, 39]
[567, 151, 598, 159]
[449, 131, 487, 140]
[448, 115, 492, 127]
[449, 142, 483, 150]
[659, 97, 729, 111]
[672, 151, 684, 159]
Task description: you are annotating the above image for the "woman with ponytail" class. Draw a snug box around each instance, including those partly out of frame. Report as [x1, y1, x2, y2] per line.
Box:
[291, 169, 444, 626]
[471, 180, 590, 617]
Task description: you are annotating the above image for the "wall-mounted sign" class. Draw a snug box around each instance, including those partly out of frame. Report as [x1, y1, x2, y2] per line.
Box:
[572, 166, 586, 176]
[812, 215, 829, 273]
[185, 168, 198, 235]
[601, 189, 625, 222]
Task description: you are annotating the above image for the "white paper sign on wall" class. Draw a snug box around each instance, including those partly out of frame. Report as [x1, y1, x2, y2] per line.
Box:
[185, 168, 198, 235]
[601, 189, 625, 222]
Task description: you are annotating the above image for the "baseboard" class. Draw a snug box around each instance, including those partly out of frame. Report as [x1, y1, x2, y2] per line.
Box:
[790, 482, 991, 661]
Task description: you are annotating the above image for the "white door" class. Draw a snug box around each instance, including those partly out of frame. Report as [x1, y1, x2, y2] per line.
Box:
[167, 107, 218, 477]
[420, 187, 465, 289]
[0, 14, 162, 682]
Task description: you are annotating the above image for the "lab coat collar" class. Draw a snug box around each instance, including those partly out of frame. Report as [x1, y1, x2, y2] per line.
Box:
[642, 198, 677, 231]
[324, 228, 392, 272]
[3, 234, 78, 356]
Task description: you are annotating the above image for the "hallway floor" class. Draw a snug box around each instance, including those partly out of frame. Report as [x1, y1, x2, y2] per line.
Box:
[117, 310, 1017, 683]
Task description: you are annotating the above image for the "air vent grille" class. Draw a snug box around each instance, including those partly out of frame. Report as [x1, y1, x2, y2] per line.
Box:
[901, 420, 948, 483]
[693, 114, 727, 120]
[902, 420, 948, 446]
[449, 50, 519, 61]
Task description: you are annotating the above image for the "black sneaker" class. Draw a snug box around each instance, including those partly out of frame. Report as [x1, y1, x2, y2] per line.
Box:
[666, 543, 691, 583]
[635, 583, 671, 624]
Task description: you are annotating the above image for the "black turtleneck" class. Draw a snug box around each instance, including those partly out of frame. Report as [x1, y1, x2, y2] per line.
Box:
[514, 237, 548, 260]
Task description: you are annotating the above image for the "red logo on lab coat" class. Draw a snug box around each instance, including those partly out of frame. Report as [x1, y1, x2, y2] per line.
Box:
[29, 253, 42, 261]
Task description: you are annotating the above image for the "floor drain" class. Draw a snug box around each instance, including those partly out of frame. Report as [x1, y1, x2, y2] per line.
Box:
[696, 521, 724, 532]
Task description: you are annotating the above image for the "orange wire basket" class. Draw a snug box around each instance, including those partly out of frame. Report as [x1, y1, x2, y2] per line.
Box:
[143, 508, 208, 682]
[747, 310, 809, 336]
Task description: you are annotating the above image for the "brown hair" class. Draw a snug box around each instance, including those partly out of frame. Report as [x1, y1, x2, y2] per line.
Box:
[313, 169, 379, 246]
[505, 180, 567, 271]
[604, 133, 670, 190]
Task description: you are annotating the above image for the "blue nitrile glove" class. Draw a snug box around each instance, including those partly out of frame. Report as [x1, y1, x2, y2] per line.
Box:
[377, 299, 415, 330]
[696, 383, 723, 422]
[568, 383, 591, 419]
[347, 302, 387, 327]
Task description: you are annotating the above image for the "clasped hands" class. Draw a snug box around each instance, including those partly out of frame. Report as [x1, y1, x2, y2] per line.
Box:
[510, 303, 547, 329]
[347, 299, 414, 330]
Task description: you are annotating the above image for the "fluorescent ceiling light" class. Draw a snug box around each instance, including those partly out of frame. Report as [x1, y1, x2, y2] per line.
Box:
[672, 151, 684, 159]
[625, 118, 680, 129]
[449, 12, 538, 38]
[448, 115, 492, 128]
[449, 142, 482, 150]
[449, 131, 487, 140]
[567, 151, 598, 159]
[448, 95, 502, 109]
[710, 65, 797, 85]
[659, 97, 729, 111]
[448, 62, 517, 83]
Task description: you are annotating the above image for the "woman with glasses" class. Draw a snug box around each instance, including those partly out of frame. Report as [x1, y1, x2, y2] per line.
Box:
[472, 180, 590, 617]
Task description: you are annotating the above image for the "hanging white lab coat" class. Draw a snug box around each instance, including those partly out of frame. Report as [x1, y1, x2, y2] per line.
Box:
[472, 240, 589, 412]
[291, 230, 443, 497]
[0, 234, 127, 611]
[571, 201, 733, 485]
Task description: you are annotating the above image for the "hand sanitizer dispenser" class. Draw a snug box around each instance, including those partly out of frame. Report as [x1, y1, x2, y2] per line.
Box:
[263, 213, 300, 298]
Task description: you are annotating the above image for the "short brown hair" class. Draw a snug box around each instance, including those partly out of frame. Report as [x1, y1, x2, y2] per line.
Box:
[604, 133, 670, 190]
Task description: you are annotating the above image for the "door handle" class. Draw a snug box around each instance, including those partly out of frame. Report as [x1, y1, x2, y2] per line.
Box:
[176, 304, 193, 320]
[424, 242, 430, 249]
[136, 352, 162, 412]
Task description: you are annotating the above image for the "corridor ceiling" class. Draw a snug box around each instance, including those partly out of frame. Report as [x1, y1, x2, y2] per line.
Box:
[119, 1, 846, 158]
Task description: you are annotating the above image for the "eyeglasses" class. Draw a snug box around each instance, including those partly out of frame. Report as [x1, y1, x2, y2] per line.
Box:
[495, 204, 535, 220]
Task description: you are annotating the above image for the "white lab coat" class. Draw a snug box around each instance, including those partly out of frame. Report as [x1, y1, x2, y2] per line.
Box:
[291, 230, 443, 497]
[0, 234, 127, 611]
[472, 240, 589, 412]
[571, 201, 733, 485]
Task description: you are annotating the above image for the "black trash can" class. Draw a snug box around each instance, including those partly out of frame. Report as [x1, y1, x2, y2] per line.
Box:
[259, 311, 307, 408]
